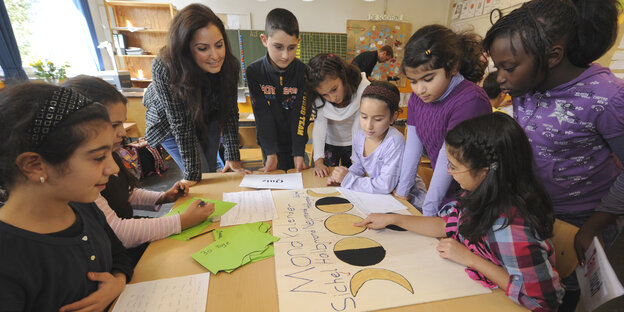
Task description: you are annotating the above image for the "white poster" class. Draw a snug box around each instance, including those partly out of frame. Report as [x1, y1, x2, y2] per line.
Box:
[272, 188, 490, 312]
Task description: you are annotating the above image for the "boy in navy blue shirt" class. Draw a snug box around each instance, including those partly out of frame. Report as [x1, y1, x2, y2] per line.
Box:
[246, 8, 310, 172]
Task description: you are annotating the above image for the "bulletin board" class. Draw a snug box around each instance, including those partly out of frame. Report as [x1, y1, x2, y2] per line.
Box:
[272, 188, 490, 312]
[346, 20, 412, 86]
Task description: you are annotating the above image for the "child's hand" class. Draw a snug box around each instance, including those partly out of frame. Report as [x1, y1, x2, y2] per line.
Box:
[260, 154, 278, 172]
[331, 166, 348, 183]
[353, 213, 395, 230]
[313, 159, 330, 177]
[59, 271, 126, 312]
[393, 191, 409, 201]
[158, 181, 189, 204]
[179, 199, 215, 230]
[293, 156, 309, 172]
[436, 238, 475, 267]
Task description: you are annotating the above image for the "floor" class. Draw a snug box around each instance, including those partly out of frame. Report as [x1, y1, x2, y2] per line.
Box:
[137, 158, 624, 311]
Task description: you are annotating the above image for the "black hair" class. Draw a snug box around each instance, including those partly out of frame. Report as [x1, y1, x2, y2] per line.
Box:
[306, 53, 362, 109]
[401, 24, 486, 83]
[445, 112, 554, 243]
[63, 75, 139, 190]
[265, 8, 299, 38]
[483, 0, 619, 72]
[160, 3, 240, 140]
[362, 81, 400, 115]
[0, 82, 110, 200]
[63, 75, 127, 106]
[482, 71, 502, 99]
[379, 45, 394, 58]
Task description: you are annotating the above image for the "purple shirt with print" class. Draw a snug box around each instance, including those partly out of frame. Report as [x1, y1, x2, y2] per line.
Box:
[407, 79, 491, 168]
[514, 63, 624, 214]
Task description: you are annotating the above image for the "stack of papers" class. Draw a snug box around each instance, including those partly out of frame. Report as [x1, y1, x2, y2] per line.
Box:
[192, 221, 279, 274]
[112, 273, 210, 312]
[163, 197, 236, 241]
[220, 190, 277, 226]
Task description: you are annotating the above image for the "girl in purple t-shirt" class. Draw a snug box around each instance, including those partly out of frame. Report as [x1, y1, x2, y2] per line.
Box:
[395, 25, 491, 215]
[484, 0, 623, 309]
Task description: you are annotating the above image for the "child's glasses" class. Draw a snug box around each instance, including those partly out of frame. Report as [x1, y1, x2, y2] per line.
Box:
[447, 162, 471, 174]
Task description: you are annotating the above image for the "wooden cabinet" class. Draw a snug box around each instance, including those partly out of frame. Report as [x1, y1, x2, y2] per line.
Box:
[105, 1, 176, 87]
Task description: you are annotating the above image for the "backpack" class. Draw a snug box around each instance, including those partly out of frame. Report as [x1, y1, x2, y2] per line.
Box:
[124, 138, 169, 178]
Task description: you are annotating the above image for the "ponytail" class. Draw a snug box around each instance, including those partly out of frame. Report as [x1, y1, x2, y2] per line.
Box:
[457, 32, 487, 83]
[402, 25, 486, 83]
[568, 0, 619, 67]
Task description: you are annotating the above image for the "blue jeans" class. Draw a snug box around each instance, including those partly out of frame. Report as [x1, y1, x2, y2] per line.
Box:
[160, 121, 224, 174]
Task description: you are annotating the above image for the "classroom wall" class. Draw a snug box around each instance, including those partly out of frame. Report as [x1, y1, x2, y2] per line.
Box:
[447, 0, 527, 37]
[92, 0, 450, 60]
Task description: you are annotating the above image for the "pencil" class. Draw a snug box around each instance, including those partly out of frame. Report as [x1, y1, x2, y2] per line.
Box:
[188, 228, 215, 240]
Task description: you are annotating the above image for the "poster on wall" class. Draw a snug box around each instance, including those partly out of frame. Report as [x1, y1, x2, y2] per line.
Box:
[272, 188, 491, 312]
[452, 1, 463, 20]
[474, 0, 486, 16]
[460, 0, 475, 19]
[346, 20, 412, 85]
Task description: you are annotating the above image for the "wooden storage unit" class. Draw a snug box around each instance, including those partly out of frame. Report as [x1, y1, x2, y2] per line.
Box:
[105, 1, 176, 87]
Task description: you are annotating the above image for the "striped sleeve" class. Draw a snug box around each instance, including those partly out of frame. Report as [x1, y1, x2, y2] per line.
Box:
[95, 195, 181, 249]
[128, 188, 164, 212]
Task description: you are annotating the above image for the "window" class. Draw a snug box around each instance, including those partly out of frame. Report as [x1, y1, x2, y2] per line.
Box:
[7, 0, 100, 77]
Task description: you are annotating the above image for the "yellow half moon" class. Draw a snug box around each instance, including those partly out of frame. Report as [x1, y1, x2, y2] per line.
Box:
[350, 268, 414, 297]
[334, 237, 381, 251]
[307, 189, 341, 197]
[324, 214, 366, 236]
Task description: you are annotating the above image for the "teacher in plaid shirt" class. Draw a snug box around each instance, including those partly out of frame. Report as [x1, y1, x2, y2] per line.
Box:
[144, 4, 249, 185]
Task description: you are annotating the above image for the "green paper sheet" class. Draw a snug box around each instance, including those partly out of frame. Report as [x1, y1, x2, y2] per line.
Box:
[164, 197, 237, 241]
[191, 222, 280, 274]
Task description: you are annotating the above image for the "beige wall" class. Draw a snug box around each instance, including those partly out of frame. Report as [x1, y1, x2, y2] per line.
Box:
[118, 0, 450, 33]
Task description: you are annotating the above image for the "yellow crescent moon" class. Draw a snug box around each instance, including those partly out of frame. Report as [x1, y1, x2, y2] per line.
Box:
[350, 268, 414, 297]
[307, 189, 341, 197]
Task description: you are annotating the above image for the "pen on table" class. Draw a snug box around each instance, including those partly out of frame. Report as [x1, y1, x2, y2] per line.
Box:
[189, 228, 215, 240]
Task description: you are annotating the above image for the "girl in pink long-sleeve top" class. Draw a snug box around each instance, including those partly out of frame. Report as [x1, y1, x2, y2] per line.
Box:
[64, 76, 215, 252]
[328, 81, 404, 194]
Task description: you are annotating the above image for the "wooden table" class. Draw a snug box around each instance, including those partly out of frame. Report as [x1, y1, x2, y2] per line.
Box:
[128, 169, 527, 311]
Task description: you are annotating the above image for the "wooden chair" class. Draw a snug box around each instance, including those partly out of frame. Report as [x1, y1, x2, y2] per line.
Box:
[551, 219, 580, 279]
[238, 126, 263, 169]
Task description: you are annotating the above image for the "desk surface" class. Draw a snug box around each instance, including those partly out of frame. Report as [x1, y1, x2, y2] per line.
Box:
[129, 169, 526, 312]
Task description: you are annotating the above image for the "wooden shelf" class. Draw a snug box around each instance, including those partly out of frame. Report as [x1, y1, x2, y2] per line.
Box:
[105, 1, 176, 83]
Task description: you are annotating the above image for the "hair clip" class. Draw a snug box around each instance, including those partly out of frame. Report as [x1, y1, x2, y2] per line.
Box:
[489, 162, 499, 171]
[425, 49, 431, 56]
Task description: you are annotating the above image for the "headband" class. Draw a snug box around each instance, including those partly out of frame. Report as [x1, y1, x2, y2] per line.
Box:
[28, 87, 91, 147]
[361, 84, 400, 107]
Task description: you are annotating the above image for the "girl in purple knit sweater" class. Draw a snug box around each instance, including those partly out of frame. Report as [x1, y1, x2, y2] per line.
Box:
[395, 25, 491, 215]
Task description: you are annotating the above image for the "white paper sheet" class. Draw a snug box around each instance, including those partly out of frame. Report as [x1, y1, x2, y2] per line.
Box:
[112, 273, 210, 312]
[575, 236, 624, 311]
[338, 187, 408, 215]
[239, 173, 303, 190]
[220, 190, 278, 226]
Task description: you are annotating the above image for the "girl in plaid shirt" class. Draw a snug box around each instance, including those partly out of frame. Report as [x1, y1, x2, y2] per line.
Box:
[356, 113, 564, 311]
